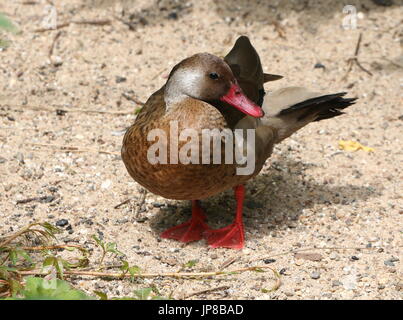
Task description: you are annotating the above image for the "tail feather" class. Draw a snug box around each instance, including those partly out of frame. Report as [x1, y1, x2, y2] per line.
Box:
[261, 87, 357, 143]
[314, 97, 357, 121]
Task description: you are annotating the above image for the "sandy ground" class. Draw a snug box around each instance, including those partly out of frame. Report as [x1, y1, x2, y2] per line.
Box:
[0, 0, 402, 300]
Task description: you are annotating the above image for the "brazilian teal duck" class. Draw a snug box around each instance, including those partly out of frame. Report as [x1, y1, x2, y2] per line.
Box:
[121, 36, 356, 249]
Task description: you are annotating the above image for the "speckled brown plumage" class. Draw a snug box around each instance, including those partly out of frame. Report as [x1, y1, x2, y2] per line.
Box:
[121, 36, 356, 248]
[122, 86, 256, 200]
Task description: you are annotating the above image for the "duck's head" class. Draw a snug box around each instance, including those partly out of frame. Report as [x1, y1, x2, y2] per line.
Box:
[164, 53, 264, 118]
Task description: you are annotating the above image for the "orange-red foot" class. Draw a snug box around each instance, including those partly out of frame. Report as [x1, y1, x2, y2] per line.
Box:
[160, 200, 209, 243]
[203, 185, 246, 249]
[203, 222, 244, 249]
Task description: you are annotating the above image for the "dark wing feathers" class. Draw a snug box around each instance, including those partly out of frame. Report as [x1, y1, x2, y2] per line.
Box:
[279, 92, 357, 122]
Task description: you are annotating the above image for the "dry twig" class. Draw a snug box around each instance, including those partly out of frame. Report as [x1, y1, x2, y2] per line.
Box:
[17, 265, 280, 281]
[114, 199, 131, 209]
[21, 244, 84, 251]
[253, 245, 373, 263]
[133, 189, 148, 218]
[48, 30, 62, 59]
[219, 255, 240, 271]
[28, 143, 120, 156]
[183, 286, 230, 299]
[342, 33, 373, 81]
[0, 223, 45, 248]
[8, 104, 134, 115]
[121, 93, 145, 106]
[35, 20, 111, 32]
[271, 21, 286, 39]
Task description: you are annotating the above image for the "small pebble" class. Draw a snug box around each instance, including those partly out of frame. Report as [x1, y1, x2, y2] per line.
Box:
[310, 271, 321, 279]
[388, 256, 399, 263]
[115, 76, 127, 83]
[329, 252, 339, 260]
[139, 17, 148, 26]
[152, 202, 164, 208]
[332, 280, 342, 287]
[48, 186, 58, 193]
[39, 195, 55, 203]
[264, 258, 276, 264]
[56, 109, 67, 116]
[52, 55, 63, 67]
[341, 275, 357, 290]
[314, 62, 326, 69]
[284, 290, 294, 297]
[351, 256, 360, 261]
[384, 260, 395, 267]
[167, 12, 178, 20]
[15, 152, 25, 164]
[161, 257, 177, 266]
[56, 219, 69, 227]
[101, 180, 112, 189]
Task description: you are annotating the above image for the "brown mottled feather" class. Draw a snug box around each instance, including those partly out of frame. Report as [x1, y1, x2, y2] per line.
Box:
[122, 37, 356, 201]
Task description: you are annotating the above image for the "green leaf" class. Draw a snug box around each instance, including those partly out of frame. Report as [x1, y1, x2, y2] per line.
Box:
[0, 265, 18, 273]
[42, 256, 56, 268]
[9, 279, 23, 296]
[91, 235, 104, 249]
[9, 250, 18, 265]
[133, 288, 152, 300]
[120, 260, 129, 272]
[0, 39, 10, 49]
[0, 13, 17, 33]
[41, 222, 61, 238]
[15, 248, 32, 263]
[55, 258, 64, 279]
[8, 277, 94, 300]
[105, 242, 125, 257]
[128, 265, 141, 277]
[183, 259, 198, 268]
[94, 291, 108, 300]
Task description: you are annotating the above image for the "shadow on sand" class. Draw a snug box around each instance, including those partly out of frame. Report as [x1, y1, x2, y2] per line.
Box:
[83, 0, 400, 32]
[148, 153, 382, 244]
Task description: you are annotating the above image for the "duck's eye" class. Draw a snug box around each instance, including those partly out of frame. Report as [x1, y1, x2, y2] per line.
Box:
[209, 72, 219, 80]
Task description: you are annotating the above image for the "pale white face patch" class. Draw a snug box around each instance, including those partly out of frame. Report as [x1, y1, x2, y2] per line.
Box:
[164, 68, 204, 106]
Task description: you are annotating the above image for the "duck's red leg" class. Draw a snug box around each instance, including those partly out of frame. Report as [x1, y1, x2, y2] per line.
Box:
[160, 200, 210, 243]
[203, 185, 245, 249]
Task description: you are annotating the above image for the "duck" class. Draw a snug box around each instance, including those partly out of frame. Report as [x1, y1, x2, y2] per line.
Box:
[121, 36, 357, 249]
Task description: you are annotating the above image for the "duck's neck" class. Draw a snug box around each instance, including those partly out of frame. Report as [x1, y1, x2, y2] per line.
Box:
[164, 82, 185, 107]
